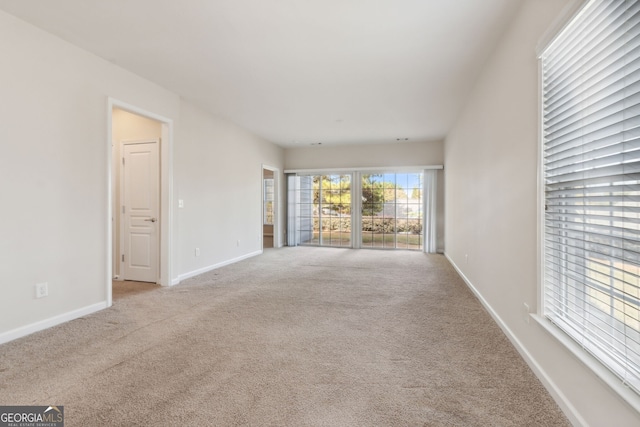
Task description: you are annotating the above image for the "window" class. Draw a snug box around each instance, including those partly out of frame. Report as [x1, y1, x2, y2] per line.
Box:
[361, 172, 423, 250]
[287, 174, 352, 247]
[542, 0, 640, 394]
[286, 169, 439, 252]
[263, 178, 274, 225]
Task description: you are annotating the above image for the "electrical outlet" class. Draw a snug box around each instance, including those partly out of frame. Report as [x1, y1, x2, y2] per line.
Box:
[35, 282, 48, 299]
[237, 240, 240, 247]
[195, 248, 200, 257]
[178, 199, 184, 208]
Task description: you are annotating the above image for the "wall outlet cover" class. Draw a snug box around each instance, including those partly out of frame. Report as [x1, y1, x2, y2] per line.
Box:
[35, 282, 48, 298]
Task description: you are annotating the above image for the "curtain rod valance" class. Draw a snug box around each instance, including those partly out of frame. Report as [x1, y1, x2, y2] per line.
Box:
[284, 165, 443, 174]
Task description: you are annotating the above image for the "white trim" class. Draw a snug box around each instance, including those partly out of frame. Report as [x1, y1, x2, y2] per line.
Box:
[173, 250, 263, 284]
[160, 122, 174, 286]
[537, 52, 545, 318]
[535, 0, 588, 57]
[532, 314, 640, 415]
[445, 253, 587, 427]
[109, 98, 174, 125]
[106, 101, 114, 306]
[284, 165, 443, 174]
[0, 302, 108, 345]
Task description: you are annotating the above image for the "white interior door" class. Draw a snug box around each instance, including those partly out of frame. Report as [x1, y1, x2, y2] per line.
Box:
[122, 141, 159, 282]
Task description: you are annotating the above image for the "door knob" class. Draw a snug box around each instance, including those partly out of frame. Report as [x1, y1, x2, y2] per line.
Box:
[144, 218, 157, 223]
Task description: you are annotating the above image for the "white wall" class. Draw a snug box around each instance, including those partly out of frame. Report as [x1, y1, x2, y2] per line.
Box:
[0, 10, 284, 342]
[285, 140, 442, 169]
[444, 0, 640, 425]
[285, 140, 445, 252]
[174, 101, 284, 280]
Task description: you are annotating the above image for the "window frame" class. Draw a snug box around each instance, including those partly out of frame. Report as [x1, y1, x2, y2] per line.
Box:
[536, 0, 640, 412]
[285, 166, 441, 252]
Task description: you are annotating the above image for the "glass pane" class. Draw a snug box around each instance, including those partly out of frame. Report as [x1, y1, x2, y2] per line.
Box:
[383, 173, 396, 189]
[295, 173, 352, 247]
[360, 171, 423, 251]
[263, 178, 274, 225]
[293, 171, 424, 251]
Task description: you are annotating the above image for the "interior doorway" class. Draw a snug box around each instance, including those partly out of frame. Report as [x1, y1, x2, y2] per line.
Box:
[107, 99, 174, 307]
[112, 110, 162, 283]
[262, 165, 279, 249]
[112, 280, 160, 300]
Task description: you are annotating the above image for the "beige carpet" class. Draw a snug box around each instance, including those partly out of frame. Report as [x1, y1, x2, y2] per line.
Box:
[0, 247, 569, 426]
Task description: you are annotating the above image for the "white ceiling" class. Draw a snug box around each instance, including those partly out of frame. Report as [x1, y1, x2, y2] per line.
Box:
[0, 0, 522, 147]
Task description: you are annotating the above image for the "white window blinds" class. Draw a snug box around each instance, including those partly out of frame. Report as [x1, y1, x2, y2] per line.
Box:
[542, 0, 640, 393]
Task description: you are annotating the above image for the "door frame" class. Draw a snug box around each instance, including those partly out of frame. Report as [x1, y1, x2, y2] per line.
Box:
[106, 98, 174, 307]
[262, 164, 280, 249]
[119, 139, 160, 282]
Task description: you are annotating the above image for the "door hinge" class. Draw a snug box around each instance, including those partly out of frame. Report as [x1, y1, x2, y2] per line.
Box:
[122, 157, 125, 165]
[122, 206, 125, 214]
[122, 254, 124, 262]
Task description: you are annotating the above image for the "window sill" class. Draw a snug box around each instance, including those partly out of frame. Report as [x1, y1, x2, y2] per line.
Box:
[531, 314, 640, 414]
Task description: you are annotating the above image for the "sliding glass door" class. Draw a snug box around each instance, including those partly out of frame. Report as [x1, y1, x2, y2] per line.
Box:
[361, 172, 423, 250]
[288, 174, 351, 247]
[317, 175, 352, 246]
[287, 170, 428, 251]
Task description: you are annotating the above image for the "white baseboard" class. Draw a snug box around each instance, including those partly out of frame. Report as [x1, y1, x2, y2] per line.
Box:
[0, 301, 108, 345]
[174, 250, 263, 285]
[444, 253, 586, 427]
